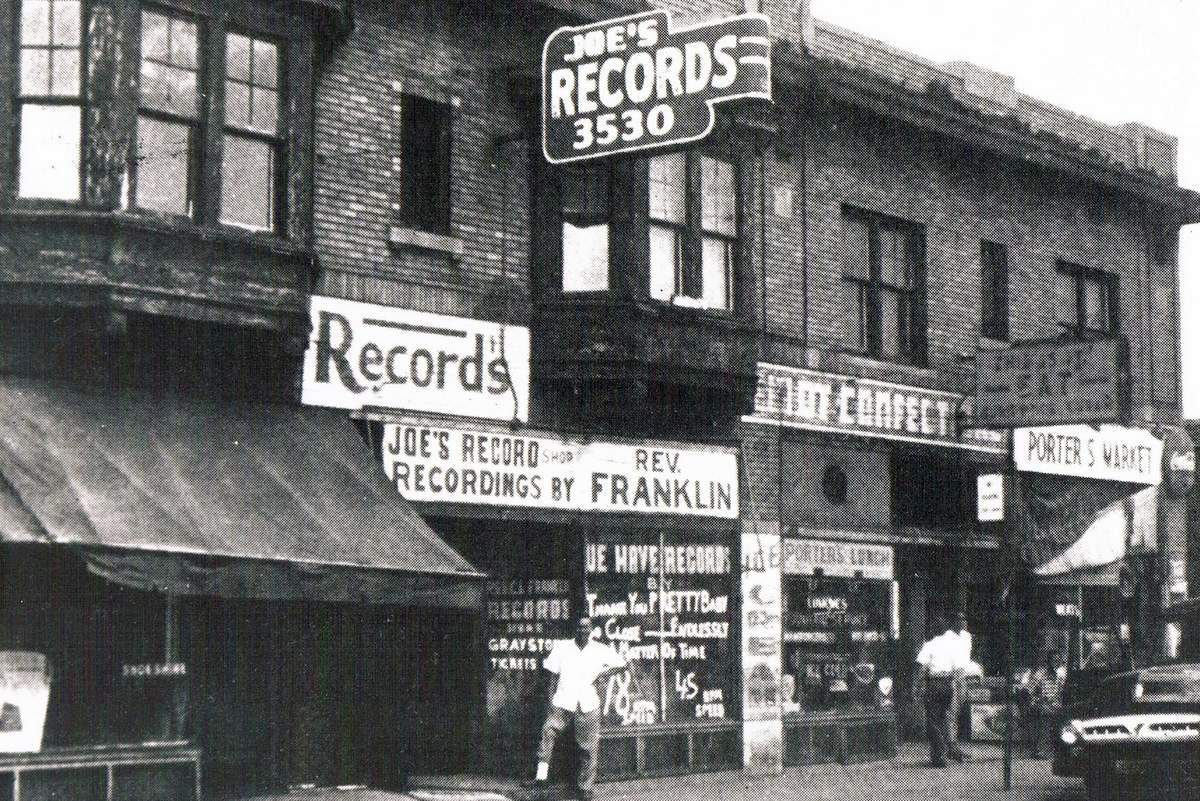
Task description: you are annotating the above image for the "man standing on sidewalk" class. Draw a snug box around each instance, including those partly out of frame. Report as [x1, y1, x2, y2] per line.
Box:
[949, 611, 974, 755]
[916, 612, 969, 767]
[524, 616, 626, 800]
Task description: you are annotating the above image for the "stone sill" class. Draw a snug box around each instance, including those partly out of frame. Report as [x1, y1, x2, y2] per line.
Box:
[388, 225, 464, 257]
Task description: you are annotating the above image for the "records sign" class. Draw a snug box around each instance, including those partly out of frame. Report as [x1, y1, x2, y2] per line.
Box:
[542, 10, 771, 164]
[973, 337, 1127, 428]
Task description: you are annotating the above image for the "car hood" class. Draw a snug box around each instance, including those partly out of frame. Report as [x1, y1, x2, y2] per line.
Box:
[1073, 713, 1200, 744]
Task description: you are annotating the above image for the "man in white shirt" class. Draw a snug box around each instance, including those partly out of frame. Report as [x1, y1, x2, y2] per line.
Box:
[949, 611, 973, 753]
[916, 612, 969, 767]
[524, 615, 626, 800]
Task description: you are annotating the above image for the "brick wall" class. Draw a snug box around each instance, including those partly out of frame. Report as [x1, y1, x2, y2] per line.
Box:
[758, 98, 1181, 421]
[313, 0, 533, 324]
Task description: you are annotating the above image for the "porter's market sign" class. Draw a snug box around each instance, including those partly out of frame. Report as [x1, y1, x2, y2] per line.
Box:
[542, 10, 772, 163]
[1013, 424, 1163, 484]
[301, 296, 531, 423]
[383, 418, 739, 518]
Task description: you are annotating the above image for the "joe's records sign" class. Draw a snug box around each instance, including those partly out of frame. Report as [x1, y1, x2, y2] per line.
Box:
[542, 10, 772, 164]
[973, 337, 1127, 428]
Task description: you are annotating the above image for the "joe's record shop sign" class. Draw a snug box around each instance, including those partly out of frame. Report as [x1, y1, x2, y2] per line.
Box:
[542, 10, 771, 163]
[383, 420, 739, 518]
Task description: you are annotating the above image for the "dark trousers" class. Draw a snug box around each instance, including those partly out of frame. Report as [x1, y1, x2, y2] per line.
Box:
[537, 706, 600, 792]
[1027, 706, 1058, 757]
[925, 675, 960, 765]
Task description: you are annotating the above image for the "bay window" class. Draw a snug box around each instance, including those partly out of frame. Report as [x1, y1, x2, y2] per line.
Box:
[221, 32, 281, 230]
[13, 1, 288, 233]
[132, 9, 199, 216]
[648, 152, 735, 310]
[561, 165, 610, 292]
[17, 0, 82, 200]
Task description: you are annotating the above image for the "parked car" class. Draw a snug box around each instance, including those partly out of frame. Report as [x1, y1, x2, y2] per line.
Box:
[1054, 663, 1200, 800]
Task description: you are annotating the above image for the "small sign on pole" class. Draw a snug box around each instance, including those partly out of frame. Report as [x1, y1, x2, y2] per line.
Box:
[977, 473, 1005, 522]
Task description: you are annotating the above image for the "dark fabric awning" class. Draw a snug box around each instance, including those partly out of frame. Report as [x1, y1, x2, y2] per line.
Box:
[0, 378, 483, 606]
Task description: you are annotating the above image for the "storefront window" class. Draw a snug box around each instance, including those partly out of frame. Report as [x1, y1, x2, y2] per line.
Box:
[586, 529, 737, 728]
[782, 575, 895, 715]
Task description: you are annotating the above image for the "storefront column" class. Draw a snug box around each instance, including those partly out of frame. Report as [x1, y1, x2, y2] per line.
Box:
[741, 520, 782, 774]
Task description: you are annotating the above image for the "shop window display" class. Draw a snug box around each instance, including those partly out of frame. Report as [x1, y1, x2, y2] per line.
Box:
[782, 575, 896, 715]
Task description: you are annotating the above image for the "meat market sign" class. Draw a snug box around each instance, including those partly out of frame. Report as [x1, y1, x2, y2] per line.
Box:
[542, 10, 772, 164]
[974, 337, 1127, 428]
[382, 418, 738, 518]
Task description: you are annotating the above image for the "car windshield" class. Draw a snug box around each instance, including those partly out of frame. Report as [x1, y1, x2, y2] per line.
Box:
[1087, 671, 1200, 715]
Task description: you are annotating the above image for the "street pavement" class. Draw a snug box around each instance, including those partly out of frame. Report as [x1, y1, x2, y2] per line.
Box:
[595, 744, 1084, 801]
[248, 744, 1084, 801]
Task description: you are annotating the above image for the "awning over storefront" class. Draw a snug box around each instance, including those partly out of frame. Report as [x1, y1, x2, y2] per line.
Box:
[0, 378, 483, 607]
[1033, 485, 1157, 579]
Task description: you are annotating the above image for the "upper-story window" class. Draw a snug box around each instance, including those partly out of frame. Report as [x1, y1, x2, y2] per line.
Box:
[221, 32, 281, 230]
[132, 9, 199, 216]
[980, 240, 1010, 341]
[13, 1, 289, 233]
[1056, 261, 1117, 336]
[398, 94, 451, 234]
[561, 165, 610, 292]
[17, 0, 83, 200]
[841, 208, 926, 364]
[649, 152, 735, 310]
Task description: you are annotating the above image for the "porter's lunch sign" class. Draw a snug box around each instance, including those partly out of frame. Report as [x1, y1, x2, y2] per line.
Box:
[542, 10, 771, 163]
[383, 419, 739, 518]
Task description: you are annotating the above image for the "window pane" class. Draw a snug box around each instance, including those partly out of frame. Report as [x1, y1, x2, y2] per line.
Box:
[135, 116, 191, 215]
[1056, 269, 1078, 327]
[649, 153, 685, 223]
[843, 280, 866, 350]
[250, 88, 278, 135]
[252, 39, 278, 89]
[52, 0, 80, 46]
[880, 228, 909, 288]
[841, 214, 870, 280]
[51, 49, 80, 96]
[19, 104, 80, 200]
[141, 61, 198, 117]
[701, 236, 731, 309]
[561, 168, 609, 224]
[1083, 277, 1110, 332]
[400, 94, 451, 232]
[221, 134, 274, 230]
[169, 18, 197, 70]
[224, 81, 251, 129]
[22, 0, 51, 45]
[981, 241, 1008, 339]
[701, 156, 735, 235]
[649, 225, 678, 300]
[20, 50, 49, 95]
[880, 288, 904, 358]
[141, 11, 171, 61]
[226, 33, 252, 82]
[562, 223, 609, 292]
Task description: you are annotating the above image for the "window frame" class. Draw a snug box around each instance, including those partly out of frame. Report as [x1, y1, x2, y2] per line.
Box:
[840, 207, 927, 365]
[647, 150, 737, 312]
[14, 0, 87, 203]
[559, 162, 612, 293]
[8, 0, 294, 235]
[1055, 260, 1119, 338]
[980, 240, 1010, 341]
[397, 92, 452, 235]
[127, 5, 203, 219]
[219, 26, 285, 232]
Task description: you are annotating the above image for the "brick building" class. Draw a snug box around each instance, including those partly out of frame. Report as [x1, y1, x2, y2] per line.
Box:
[1, 0, 1197, 796]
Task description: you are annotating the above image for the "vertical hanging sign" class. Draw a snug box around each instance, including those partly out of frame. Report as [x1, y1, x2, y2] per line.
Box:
[542, 10, 772, 163]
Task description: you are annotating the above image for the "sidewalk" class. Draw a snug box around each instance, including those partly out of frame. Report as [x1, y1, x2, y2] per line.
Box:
[597, 744, 1082, 801]
[244, 744, 1083, 801]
